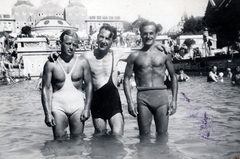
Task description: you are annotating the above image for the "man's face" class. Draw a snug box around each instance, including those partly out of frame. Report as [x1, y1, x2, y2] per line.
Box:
[212, 66, 217, 72]
[141, 25, 157, 46]
[61, 34, 78, 56]
[97, 29, 113, 51]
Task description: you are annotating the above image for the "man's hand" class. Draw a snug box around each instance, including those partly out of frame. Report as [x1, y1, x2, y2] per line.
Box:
[167, 101, 177, 116]
[154, 43, 171, 55]
[48, 52, 60, 62]
[128, 103, 138, 117]
[80, 109, 90, 122]
[45, 114, 56, 127]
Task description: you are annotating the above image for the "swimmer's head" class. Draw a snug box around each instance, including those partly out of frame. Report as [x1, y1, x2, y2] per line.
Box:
[219, 72, 224, 77]
[211, 65, 217, 72]
[227, 68, 231, 72]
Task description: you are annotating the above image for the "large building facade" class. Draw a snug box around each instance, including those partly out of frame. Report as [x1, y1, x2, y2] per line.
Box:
[11, 0, 87, 34]
[0, 0, 124, 36]
[85, 16, 124, 35]
[0, 14, 15, 34]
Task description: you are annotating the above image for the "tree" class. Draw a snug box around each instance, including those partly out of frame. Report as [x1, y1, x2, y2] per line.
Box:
[122, 21, 133, 32]
[182, 16, 204, 35]
[183, 38, 196, 48]
[157, 23, 163, 34]
[203, 0, 240, 47]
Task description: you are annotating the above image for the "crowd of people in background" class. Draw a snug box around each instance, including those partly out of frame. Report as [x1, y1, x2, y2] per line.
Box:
[207, 65, 240, 85]
[0, 32, 23, 84]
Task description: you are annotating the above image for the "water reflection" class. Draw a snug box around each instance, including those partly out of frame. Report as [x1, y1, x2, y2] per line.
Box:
[132, 133, 180, 159]
[41, 135, 90, 158]
[88, 134, 127, 159]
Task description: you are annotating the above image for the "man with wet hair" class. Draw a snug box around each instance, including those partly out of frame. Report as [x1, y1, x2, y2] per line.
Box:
[84, 23, 128, 135]
[41, 30, 93, 139]
[123, 20, 178, 136]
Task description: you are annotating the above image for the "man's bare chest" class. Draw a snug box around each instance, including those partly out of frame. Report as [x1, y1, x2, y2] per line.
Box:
[90, 57, 113, 76]
[136, 53, 166, 67]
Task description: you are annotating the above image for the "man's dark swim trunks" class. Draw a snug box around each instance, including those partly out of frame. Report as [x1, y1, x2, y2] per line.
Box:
[91, 52, 122, 120]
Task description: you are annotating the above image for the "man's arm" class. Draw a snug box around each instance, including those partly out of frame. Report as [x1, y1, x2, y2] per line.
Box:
[209, 72, 218, 82]
[155, 43, 172, 55]
[114, 48, 132, 62]
[123, 53, 138, 117]
[166, 54, 178, 115]
[185, 74, 190, 81]
[41, 61, 56, 127]
[80, 58, 93, 122]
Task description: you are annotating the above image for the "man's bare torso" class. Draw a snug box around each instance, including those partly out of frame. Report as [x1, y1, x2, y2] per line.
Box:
[85, 51, 119, 91]
[133, 48, 167, 88]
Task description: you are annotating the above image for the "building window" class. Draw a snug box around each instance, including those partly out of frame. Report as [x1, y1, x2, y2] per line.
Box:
[44, 20, 49, 25]
[97, 16, 101, 19]
[58, 20, 63, 25]
[109, 16, 113, 20]
[103, 16, 108, 19]
[89, 16, 95, 19]
[115, 16, 120, 19]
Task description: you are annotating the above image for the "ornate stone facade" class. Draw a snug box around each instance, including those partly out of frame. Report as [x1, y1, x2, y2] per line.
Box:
[11, 0, 87, 33]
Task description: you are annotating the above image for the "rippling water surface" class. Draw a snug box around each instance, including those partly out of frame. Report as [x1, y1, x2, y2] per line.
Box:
[0, 76, 239, 159]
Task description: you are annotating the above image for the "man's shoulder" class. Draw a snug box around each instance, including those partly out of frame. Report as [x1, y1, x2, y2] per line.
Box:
[43, 59, 56, 71]
[128, 50, 140, 57]
[82, 50, 94, 59]
[112, 47, 125, 55]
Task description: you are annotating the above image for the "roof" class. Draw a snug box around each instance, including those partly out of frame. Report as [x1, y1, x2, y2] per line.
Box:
[67, 2, 86, 8]
[14, 0, 34, 7]
[35, 16, 70, 27]
[40, 16, 64, 21]
[132, 17, 148, 28]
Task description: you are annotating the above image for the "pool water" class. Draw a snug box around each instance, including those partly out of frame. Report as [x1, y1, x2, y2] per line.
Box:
[0, 76, 239, 159]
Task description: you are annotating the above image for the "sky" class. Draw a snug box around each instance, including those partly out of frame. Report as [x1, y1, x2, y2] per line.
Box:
[0, 0, 209, 31]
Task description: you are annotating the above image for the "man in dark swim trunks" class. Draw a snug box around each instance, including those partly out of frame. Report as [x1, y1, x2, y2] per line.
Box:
[123, 20, 178, 136]
[84, 24, 131, 135]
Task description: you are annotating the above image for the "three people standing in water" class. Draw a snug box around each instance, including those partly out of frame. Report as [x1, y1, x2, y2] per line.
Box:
[42, 21, 178, 139]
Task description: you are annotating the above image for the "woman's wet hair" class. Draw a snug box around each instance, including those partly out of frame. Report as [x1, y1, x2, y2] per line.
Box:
[99, 23, 117, 40]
